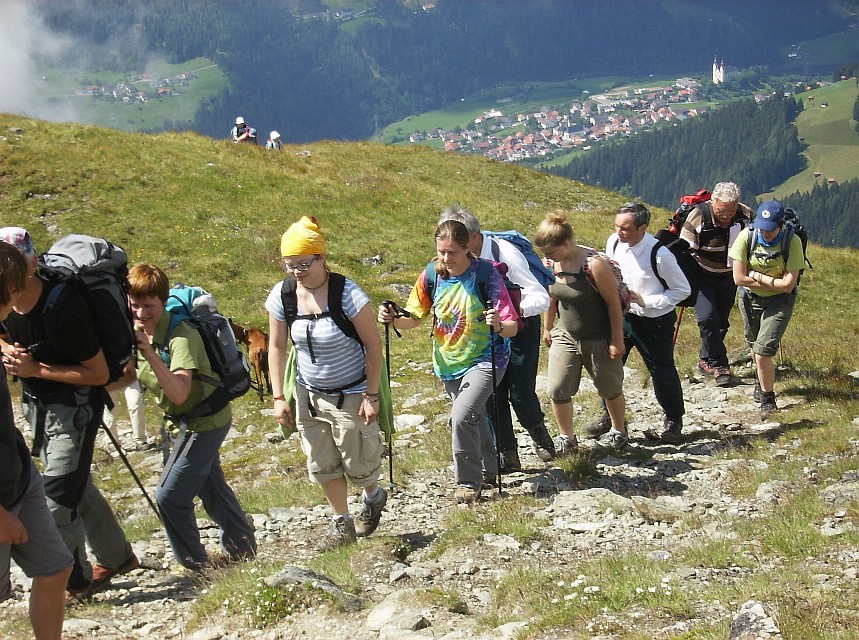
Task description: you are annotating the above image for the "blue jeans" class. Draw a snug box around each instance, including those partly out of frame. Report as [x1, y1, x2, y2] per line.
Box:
[623, 312, 685, 419]
[486, 314, 544, 451]
[157, 421, 256, 570]
[693, 274, 737, 367]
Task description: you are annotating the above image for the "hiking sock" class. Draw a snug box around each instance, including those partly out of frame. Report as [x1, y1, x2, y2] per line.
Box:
[363, 487, 383, 503]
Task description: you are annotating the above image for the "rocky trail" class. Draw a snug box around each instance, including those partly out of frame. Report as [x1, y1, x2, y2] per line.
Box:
[3, 361, 857, 640]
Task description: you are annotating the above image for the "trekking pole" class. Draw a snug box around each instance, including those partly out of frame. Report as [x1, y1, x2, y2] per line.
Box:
[383, 321, 395, 489]
[100, 422, 162, 522]
[477, 286, 503, 498]
[672, 306, 685, 346]
[381, 301, 411, 491]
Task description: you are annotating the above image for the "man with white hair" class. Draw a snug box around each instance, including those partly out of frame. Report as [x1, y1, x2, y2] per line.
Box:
[680, 182, 752, 387]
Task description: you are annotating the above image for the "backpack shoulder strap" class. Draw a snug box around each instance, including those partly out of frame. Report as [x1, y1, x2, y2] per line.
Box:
[475, 258, 494, 309]
[280, 277, 298, 327]
[423, 261, 439, 301]
[326, 272, 362, 346]
[488, 237, 501, 262]
[650, 242, 669, 291]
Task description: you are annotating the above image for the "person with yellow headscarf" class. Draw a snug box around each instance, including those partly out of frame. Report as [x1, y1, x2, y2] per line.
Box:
[266, 216, 386, 551]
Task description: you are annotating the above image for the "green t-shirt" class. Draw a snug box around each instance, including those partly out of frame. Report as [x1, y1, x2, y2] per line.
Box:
[729, 228, 805, 298]
[136, 311, 230, 432]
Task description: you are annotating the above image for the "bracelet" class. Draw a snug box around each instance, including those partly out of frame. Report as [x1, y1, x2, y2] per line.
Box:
[770, 276, 776, 287]
[272, 395, 286, 401]
[362, 392, 379, 402]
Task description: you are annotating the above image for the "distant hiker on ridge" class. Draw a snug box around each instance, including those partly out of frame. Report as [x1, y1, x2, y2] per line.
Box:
[230, 116, 256, 144]
[266, 130, 283, 150]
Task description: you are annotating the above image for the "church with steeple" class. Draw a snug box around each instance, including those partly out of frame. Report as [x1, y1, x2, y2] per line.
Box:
[712, 57, 739, 85]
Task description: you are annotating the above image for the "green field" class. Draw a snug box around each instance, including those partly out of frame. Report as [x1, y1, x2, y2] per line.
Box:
[32, 57, 227, 132]
[780, 27, 859, 73]
[765, 79, 859, 200]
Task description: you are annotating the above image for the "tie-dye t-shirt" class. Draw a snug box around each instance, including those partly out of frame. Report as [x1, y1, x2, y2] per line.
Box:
[405, 258, 517, 380]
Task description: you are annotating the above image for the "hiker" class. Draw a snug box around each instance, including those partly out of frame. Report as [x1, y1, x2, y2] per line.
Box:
[267, 216, 387, 550]
[600, 203, 690, 444]
[124, 263, 257, 572]
[729, 200, 804, 421]
[378, 219, 519, 504]
[437, 205, 555, 470]
[680, 182, 752, 387]
[0, 227, 138, 603]
[104, 380, 151, 449]
[265, 130, 283, 150]
[230, 116, 256, 143]
[534, 210, 630, 452]
[0, 242, 73, 640]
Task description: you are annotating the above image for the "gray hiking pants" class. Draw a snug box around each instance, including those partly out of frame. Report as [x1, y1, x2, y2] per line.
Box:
[22, 394, 133, 588]
[443, 366, 500, 491]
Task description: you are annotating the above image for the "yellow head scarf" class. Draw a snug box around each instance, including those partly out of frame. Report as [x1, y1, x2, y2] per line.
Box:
[280, 216, 326, 257]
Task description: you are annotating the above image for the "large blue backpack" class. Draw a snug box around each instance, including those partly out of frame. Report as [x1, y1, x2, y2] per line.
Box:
[484, 230, 556, 291]
[162, 284, 251, 418]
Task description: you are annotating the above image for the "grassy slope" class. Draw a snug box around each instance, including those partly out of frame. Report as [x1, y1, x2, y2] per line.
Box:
[765, 78, 859, 200]
[2, 112, 857, 378]
[3, 114, 859, 639]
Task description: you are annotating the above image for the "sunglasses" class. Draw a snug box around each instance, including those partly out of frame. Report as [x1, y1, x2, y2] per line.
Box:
[282, 255, 318, 273]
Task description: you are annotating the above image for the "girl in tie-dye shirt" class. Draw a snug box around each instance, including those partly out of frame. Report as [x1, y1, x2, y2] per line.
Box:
[378, 220, 519, 504]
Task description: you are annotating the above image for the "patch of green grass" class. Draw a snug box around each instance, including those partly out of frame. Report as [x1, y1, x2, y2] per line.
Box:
[767, 79, 859, 201]
[429, 496, 548, 558]
[194, 561, 333, 630]
[487, 554, 698, 635]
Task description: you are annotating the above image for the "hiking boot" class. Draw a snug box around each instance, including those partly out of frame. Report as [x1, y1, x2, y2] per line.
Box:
[714, 366, 733, 388]
[554, 434, 578, 456]
[598, 429, 629, 451]
[525, 422, 557, 461]
[644, 417, 683, 444]
[89, 553, 140, 595]
[482, 474, 498, 488]
[316, 515, 357, 551]
[354, 487, 388, 537]
[455, 486, 480, 504]
[65, 584, 93, 607]
[697, 360, 716, 376]
[499, 448, 522, 472]
[753, 380, 763, 403]
[760, 392, 778, 421]
[660, 417, 683, 444]
[582, 413, 611, 439]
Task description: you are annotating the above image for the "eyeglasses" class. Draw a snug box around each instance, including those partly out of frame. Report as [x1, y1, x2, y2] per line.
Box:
[282, 255, 318, 273]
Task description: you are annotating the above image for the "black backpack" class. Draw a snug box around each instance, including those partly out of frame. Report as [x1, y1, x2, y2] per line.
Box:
[611, 235, 697, 309]
[280, 272, 367, 394]
[38, 234, 134, 384]
[747, 208, 812, 289]
[163, 285, 252, 418]
[280, 272, 361, 345]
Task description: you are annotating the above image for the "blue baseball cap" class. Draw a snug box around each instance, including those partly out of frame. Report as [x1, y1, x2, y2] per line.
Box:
[753, 200, 786, 232]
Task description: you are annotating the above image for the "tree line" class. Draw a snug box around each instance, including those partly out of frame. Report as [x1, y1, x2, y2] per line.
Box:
[546, 96, 806, 214]
[783, 179, 859, 248]
[35, 0, 850, 142]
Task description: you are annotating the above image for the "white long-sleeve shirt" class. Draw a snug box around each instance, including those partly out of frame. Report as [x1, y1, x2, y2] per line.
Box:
[480, 234, 550, 318]
[606, 232, 690, 319]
